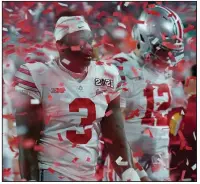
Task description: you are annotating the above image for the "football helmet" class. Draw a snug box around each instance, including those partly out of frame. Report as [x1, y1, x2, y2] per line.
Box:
[132, 5, 184, 68]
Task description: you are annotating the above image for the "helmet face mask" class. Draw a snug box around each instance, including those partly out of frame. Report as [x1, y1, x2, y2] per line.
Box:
[132, 5, 184, 70]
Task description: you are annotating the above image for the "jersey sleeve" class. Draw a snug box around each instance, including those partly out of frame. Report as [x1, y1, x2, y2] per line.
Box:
[14, 64, 41, 101]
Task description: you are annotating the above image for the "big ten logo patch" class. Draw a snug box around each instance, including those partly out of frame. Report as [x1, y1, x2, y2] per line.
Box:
[94, 78, 114, 88]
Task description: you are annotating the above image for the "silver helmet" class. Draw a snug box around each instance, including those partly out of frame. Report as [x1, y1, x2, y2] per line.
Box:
[132, 5, 184, 68]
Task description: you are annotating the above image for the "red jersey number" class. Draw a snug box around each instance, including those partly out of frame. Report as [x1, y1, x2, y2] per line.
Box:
[142, 83, 171, 126]
[59, 98, 96, 144]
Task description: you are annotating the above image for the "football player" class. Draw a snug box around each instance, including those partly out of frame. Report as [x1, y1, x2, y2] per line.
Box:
[14, 13, 141, 181]
[105, 5, 187, 181]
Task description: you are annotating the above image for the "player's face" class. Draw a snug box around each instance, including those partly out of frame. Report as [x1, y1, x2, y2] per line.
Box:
[58, 30, 94, 66]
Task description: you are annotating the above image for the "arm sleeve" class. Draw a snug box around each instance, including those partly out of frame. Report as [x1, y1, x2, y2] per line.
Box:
[14, 64, 41, 101]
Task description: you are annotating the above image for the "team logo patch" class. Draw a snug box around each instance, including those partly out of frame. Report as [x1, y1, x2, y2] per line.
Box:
[51, 87, 66, 93]
[95, 78, 114, 88]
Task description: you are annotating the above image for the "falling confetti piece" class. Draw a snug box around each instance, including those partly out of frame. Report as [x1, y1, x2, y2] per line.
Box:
[185, 146, 192, 150]
[86, 157, 91, 162]
[186, 159, 189, 166]
[191, 164, 196, 170]
[193, 132, 196, 141]
[48, 168, 55, 174]
[54, 162, 61, 167]
[34, 145, 44, 152]
[58, 176, 65, 179]
[3, 168, 12, 177]
[142, 128, 153, 138]
[72, 157, 79, 163]
[105, 110, 113, 117]
[180, 170, 186, 181]
[116, 156, 128, 166]
[182, 178, 192, 181]
[30, 99, 40, 105]
[103, 138, 113, 144]
[71, 45, 81, 51]
[23, 139, 35, 149]
[3, 114, 15, 121]
[58, 2, 68, 7]
[48, 95, 53, 100]
[184, 24, 195, 33]
[57, 133, 64, 141]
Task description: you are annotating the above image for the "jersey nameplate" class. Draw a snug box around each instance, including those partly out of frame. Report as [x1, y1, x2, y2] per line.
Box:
[95, 78, 114, 88]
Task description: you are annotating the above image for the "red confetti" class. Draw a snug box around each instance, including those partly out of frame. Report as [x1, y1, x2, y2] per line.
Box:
[3, 114, 15, 121]
[145, 9, 160, 16]
[142, 128, 153, 138]
[22, 139, 35, 149]
[105, 110, 113, 117]
[5, 48, 15, 55]
[103, 138, 113, 144]
[180, 170, 186, 181]
[34, 145, 44, 152]
[43, 8, 53, 14]
[58, 176, 65, 179]
[3, 168, 12, 178]
[151, 164, 161, 172]
[48, 95, 53, 100]
[125, 109, 140, 120]
[71, 45, 81, 51]
[48, 168, 55, 174]
[72, 157, 79, 163]
[54, 162, 61, 167]
[104, 71, 114, 79]
[57, 133, 64, 141]
[131, 67, 139, 77]
[14, 152, 19, 158]
[185, 146, 192, 151]
[184, 24, 195, 33]
[133, 150, 144, 158]
[3, 37, 10, 43]
[86, 157, 91, 162]
[95, 61, 104, 65]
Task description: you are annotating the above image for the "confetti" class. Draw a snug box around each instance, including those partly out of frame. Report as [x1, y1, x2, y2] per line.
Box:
[184, 24, 195, 33]
[30, 99, 40, 105]
[57, 133, 64, 141]
[71, 45, 81, 51]
[34, 145, 44, 152]
[191, 164, 196, 170]
[186, 159, 189, 166]
[3, 168, 12, 178]
[180, 170, 186, 181]
[23, 139, 35, 149]
[142, 128, 153, 138]
[116, 156, 128, 166]
[48, 95, 53, 100]
[72, 157, 79, 163]
[48, 168, 55, 174]
[193, 132, 196, 141]
[103, 137, 113, 144]
[105, 110, 113, 117]
[54, 162, 61, 167]
[182, 178, 192, 181]
[86, 157, 91, 162]
[58, 2, 68, 7]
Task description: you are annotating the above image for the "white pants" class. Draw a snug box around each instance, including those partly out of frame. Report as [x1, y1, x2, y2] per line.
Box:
[104, 124, 170, 181]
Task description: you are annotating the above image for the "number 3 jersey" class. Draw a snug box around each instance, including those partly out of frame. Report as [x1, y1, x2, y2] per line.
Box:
[14, 59, 121, 181]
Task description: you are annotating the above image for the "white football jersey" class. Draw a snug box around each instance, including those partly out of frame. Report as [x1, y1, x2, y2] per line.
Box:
[112, 52, 185, 126]
[14, 59, 121, 181]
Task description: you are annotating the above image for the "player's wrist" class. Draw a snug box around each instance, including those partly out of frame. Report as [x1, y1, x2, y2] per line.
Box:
[121, 168, 140, 181]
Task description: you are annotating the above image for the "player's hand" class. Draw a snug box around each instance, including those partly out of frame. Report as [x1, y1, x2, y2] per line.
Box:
[141, 176, 151, 181]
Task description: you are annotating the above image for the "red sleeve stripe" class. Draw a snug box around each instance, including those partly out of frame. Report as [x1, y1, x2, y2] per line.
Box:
[14, 76, 37, 89]
[18, 83, 39, 92]
[18, 67, 31, 76]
